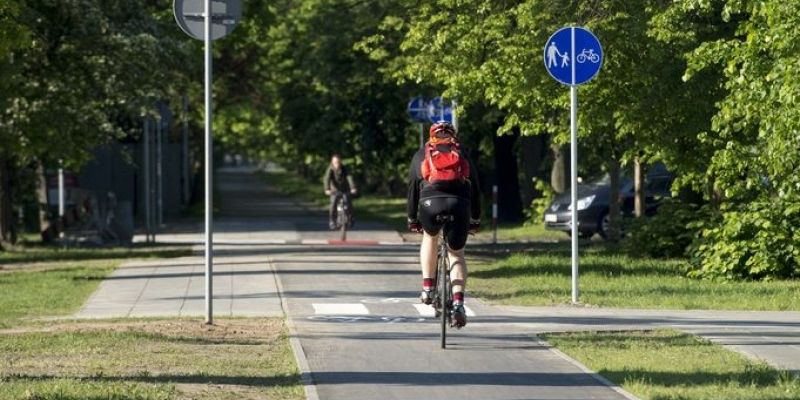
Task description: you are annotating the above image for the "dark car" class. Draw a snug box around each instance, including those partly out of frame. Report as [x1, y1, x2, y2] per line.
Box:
[543, 164, 673, 239]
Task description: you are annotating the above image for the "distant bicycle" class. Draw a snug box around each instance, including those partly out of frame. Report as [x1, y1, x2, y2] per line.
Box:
[332, 191, 353, 241]
[576, 48, 600, 64]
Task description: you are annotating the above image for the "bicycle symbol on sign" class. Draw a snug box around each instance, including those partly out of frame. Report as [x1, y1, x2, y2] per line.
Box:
[576, 48, 600, 64]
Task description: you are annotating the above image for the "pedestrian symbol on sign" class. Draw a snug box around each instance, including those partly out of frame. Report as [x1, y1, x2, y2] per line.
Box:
[547, 42, 558, 68]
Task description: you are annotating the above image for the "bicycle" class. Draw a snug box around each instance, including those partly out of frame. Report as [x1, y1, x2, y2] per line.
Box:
[333, 192, 353, 241]
[432, 214, 455, 349]
[576, 48, 600, 64]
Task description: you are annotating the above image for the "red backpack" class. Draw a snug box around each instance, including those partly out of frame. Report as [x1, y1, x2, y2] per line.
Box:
[421, 141, 470, 182]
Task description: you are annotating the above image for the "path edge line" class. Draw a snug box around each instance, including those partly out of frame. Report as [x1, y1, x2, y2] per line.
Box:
[536, 336, 641, 400]
[269, 258, 320, 400]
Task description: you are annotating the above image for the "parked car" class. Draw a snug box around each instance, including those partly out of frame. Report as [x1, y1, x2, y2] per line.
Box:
[543, 164, 673, 239]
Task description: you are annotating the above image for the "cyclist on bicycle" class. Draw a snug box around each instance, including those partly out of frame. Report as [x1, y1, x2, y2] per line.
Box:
[323, 154, 357, 230]
[407, 121, 480, 328]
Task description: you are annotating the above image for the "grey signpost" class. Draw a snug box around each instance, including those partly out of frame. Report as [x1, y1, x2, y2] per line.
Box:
[143, 119, 152, 243]
[544, 26, 603, 304]
[156, 116, 163, 227]
[174, 0, 242, 325]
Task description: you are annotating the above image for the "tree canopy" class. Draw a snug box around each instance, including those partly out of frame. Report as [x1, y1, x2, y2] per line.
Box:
[2, 0, 798, 278]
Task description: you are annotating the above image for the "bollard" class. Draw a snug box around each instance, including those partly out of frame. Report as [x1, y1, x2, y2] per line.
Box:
[492, 185, 498, 244]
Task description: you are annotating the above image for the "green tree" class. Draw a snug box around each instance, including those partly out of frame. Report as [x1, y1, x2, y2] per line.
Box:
[0, 0, 193, 244]
[661, 1, 800, 279]
[214, 0, 420, 192]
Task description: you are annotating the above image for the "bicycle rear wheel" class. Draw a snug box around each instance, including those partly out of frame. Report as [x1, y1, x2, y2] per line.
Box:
[439, 245, 449, 349]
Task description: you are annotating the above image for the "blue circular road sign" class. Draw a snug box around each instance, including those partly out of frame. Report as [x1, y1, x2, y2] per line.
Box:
[544, 27, 603, 86]
[407, 97, 429, 123]
[426, 96, 454, 124]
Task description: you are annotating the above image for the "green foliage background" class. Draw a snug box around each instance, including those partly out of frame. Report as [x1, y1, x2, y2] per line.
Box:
[1, 0, 798, 279]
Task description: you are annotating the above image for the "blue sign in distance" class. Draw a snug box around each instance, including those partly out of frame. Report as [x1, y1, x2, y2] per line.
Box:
[407, 96, 429, 123]
[426, 96, 454, 124]
[544, 27, 603, 86]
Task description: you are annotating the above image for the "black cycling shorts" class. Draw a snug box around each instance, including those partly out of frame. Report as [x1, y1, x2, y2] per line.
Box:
[419, 196, 470, 250]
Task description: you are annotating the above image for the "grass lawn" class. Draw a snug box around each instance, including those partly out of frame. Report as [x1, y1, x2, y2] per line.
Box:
[475, 223, 566, 243]
[0, 244, 303, 399]
[543, 329, 800, 400]
[0, 319, 303, 400]
[470, 243, 800, 310]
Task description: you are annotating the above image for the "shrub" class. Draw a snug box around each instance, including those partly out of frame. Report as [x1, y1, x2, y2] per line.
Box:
[624, 200, 708, 259]
[525, 178, 556, 225]
[688, 199, 800, 280]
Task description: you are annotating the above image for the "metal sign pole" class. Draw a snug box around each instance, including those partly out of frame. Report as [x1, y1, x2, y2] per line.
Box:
[570, 26, 579, 304]
[419, 123, 424, 147]
[544, 25, 602, 306]
[157, 117, 163, 227]
[175, 0, 241, 326]
[204, 0, 214, 325]
[570, 85, 579, 304]
[143, 119, 152, 243]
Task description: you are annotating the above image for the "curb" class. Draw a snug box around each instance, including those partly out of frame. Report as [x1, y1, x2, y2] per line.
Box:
[269, 258, 320, 400]
[536, 336, 640, 400]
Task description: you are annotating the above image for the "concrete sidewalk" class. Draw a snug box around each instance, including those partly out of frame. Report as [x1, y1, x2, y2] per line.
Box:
[76, 166, 402, 319]
[76, 248, 283, 318]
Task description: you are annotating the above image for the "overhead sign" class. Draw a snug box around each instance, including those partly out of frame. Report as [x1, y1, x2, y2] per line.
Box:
[407, 97, 429, 123]
[174, 0, 243, 41]
[544, 27, 603, 86]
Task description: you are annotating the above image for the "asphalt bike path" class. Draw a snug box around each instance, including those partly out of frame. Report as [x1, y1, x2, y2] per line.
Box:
[273, 249, 633, 400]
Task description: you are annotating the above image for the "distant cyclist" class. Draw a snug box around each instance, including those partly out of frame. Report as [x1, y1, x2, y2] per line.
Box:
[323, 154, 358, 230]
[407, 121, 480, 328]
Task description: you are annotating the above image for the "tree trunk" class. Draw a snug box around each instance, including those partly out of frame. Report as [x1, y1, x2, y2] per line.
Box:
[634, 156, 646, 217]
[607, 157, 621, 242]
[494, 132, 523, 222]
[0, 157, 17, 246]
[550, 143, 567, 194]
[519, 134, 548, 206]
